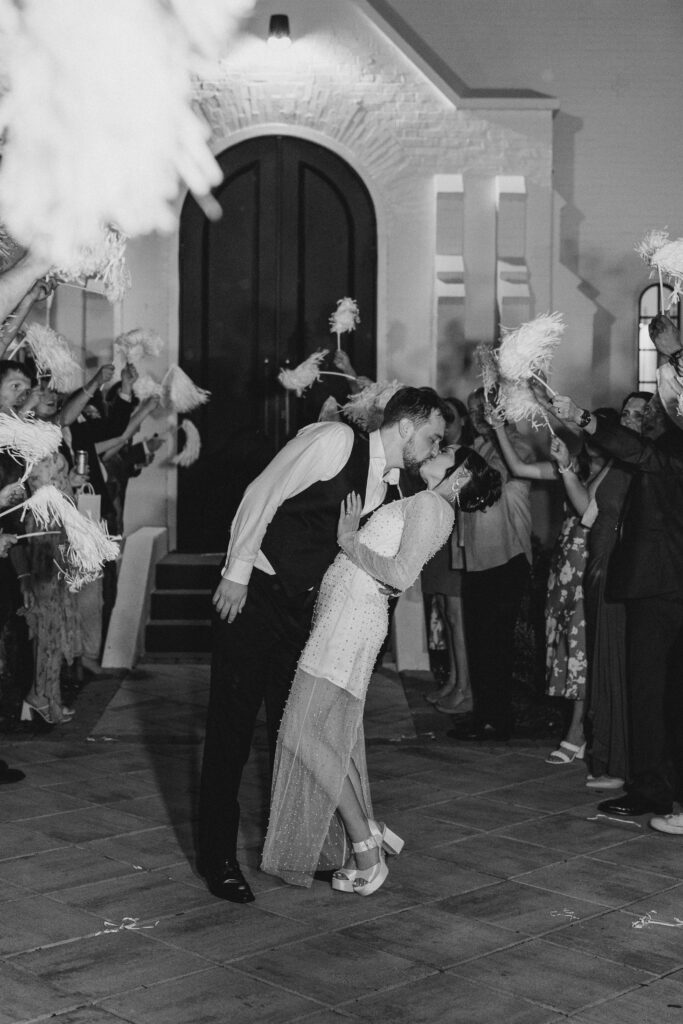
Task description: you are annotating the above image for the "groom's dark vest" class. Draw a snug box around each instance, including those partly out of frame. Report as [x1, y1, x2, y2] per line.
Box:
[260, 429, 383, 598]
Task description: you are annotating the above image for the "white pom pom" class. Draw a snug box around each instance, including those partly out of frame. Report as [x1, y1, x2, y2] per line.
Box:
[0, 412, 63, 478]
[133, 374, 165, 402]
[60, 500, 120, 574]
[497, 312, 565, 386]
[20, 483, 72, 529]
[172, 419, 201, 466]
[329, 297, 360, 336]
[277, 350, 327, 396]
[342, 380, 406, 432]
[55, 227, 131, 303]
[495, 381, 549, 430]
[476, 344, 500, 399]
[23, 323, 84, 392]
[636, 228, 683, 307]
[114, 328, 165, 367]
[162, 364, 211, 412]
[0, 0, 255, 265]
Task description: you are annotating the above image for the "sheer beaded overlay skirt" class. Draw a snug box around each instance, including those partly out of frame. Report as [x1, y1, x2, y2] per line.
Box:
[260, 669, 373, 886]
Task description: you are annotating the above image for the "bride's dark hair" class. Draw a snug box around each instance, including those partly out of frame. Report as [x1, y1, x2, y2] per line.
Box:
[442, 447, 501, 512]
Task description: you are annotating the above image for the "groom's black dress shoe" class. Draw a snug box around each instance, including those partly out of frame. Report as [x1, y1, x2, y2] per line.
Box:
[198, 858, 255, 903]
[597, 795, 672, 817]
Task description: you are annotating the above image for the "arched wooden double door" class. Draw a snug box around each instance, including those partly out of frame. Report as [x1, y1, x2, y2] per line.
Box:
[177, 136, 377, 552]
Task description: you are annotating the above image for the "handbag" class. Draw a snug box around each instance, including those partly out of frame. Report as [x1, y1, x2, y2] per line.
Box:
[77, 483, 102, 522]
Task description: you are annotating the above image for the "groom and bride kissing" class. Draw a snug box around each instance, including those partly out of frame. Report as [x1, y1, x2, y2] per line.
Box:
[197, 386, 501, 903]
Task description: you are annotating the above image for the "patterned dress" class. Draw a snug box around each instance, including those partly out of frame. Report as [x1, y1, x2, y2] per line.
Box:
[545, 508, 589, 700]
[261, 490, 453, 887]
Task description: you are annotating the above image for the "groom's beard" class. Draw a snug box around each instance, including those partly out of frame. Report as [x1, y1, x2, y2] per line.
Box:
[402, 437, 430, 473]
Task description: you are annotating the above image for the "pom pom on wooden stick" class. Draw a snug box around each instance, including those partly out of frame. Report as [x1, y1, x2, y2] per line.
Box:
[173, 419, 201, 467]
[636, 228, 683, 311]
[329, 297, 360, 352]
[278, 350, 327, 397]
[342, 380, 406, 432]
[22, 323, 83, 392]
[162, 365, 211, 413]
[0, 413, 64, 479]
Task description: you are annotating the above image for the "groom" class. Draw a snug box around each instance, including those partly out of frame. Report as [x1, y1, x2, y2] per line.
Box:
[198, 387, 449, 902]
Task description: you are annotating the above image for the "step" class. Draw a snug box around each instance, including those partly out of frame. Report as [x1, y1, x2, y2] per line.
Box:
[151, 589, 213, 622]
[145, 619, 212, 653]
[155, 553, 223, 591]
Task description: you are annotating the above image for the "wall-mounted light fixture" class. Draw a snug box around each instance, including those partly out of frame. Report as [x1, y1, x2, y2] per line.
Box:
[268, 14, 291, 48]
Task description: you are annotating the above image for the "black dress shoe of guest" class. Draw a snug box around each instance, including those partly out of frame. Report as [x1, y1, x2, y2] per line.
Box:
[447, 722, 511, 742]
[199, 859, 255, 903]
[597, 795, 673, 817]
[0, 760, 25, 784]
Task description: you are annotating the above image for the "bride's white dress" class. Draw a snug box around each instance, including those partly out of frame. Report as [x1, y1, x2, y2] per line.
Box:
[261, 490, 453, 886]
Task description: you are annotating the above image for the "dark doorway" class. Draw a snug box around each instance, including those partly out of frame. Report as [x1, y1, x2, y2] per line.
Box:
[177, 135, 377, 552]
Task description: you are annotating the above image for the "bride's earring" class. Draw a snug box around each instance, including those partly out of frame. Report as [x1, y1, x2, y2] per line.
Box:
[450, 475, 463, 508]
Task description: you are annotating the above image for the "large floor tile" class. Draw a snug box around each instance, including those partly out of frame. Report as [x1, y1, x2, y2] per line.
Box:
[590, 833, 683, 879]
[48, 869, 216, 920]
[438, 878, 607, 935]
[418, 794, 547, 831]
[543, 907, 683, 975]
[0, 786, 91, 823]
[0, 893, 101, 955]
[0, 822, 68, 861]
[427, 832, 567, 878]
[451, 937, 655, 1013]
[579, 972, 683, 1023]
[11, 929, 207, 1000]
[499, 811, 644, 855]
[84, 823, 194, 870]
[0, 846, 136, 894]
[349, 971, 558, 1023]
[380, 850, 496, 901]
[0, 961, 80, 1024]
[339, 903, 524, 969]
[516, 856, 680, 909]
[150, 902, 320, 962]
[23, 805, 153, 844]
[233, 931, 433, 1004]
[101, 965, 320, 1024]
[257, 875, 416, 927]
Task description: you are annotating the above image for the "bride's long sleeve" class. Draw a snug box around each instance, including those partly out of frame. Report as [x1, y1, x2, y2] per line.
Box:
[338, 490, 454, 592]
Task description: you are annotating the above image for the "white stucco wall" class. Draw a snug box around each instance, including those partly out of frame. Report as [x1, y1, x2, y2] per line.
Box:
[117, 0, 554, 541]
[386, 0, 683, 408]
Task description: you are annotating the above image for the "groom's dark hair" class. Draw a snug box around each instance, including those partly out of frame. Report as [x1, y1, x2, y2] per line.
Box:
[382, 386, 453, 428]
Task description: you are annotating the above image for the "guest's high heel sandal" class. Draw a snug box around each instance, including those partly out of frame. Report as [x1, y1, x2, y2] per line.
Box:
[352, 835, 388, 897]
[20, 700, 53, 724]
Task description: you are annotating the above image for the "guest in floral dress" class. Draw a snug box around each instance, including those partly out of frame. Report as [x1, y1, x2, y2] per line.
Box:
[20, 452, 82, 726]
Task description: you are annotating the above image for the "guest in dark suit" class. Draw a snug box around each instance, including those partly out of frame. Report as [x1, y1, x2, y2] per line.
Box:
[198, 388, 449, 903]
[552, 372, 683, 819]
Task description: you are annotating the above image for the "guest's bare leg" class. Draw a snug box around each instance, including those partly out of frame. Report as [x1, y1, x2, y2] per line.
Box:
[336, 776, 378, 871]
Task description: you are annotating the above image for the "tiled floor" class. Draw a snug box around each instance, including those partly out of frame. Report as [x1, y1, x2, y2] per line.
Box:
[2, 662, 683, 1024]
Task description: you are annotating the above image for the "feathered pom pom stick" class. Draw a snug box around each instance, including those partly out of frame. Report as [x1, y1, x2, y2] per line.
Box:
[172, 419, 201, 467]
[0, 0, 255, 266]
[636, 228, 683, 311]
[13, 484, 69, 529]
[329, 297, 360, 352]
[0, 223, 25, 273]
[341, 380, 406, 433]
[133, 373, 165, 402]
[22, 323, 83, 392]
[476, 344, 500, 400]
[53, 227, 131, 303]
[278, 350, 327, 397]
[162, 365, 211, 413]
[495, 381, 550, 430]
[0, 412, 63, 479]
[497, 312, 565, 396]
[113, 328, 165, 377]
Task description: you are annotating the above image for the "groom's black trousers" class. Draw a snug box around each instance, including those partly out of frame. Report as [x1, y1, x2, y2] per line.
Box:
[198, 569, 317, 870]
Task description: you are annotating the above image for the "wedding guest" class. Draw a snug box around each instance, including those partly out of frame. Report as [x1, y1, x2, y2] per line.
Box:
[551, 371, 683, 821]
[261, 447, 501, 893]
[199, 387, 449, 902]
[423, 397, 475, 712]
[448, 388, 533, 742]
[491, 414, 598, 763]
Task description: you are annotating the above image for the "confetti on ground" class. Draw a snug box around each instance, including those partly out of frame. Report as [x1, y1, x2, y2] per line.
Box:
[632, 911, 683, 930]
[587, 813, 643, 828]
[550, 908, 579, 920]
[95, 917, 159, 936]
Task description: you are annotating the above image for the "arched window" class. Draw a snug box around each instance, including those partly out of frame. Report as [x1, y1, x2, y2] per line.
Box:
[638, 283, 680, 391]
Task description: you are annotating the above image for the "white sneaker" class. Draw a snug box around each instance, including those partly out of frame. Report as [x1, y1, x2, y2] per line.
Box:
[650, 813, 683, 835]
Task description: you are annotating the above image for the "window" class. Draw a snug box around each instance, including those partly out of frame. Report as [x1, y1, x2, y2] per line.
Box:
[638, 283, 680, 391]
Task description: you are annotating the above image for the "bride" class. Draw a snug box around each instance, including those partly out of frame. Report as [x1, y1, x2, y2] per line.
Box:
[261, 445, 501, 895]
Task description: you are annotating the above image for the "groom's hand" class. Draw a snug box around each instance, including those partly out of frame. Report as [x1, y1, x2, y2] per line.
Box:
[213, 577, 247, 623]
